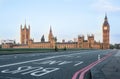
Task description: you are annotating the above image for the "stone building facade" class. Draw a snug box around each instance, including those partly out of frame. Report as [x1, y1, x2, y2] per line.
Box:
[20, 24, 30, 44]
[2, 15, 110, 49]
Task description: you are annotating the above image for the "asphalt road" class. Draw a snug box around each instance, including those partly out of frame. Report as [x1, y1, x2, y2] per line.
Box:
[0, 50, 116, 79]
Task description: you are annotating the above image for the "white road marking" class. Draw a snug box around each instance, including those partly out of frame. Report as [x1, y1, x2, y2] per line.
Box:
[74, 61, 83, 66]
[0, 50, 100, 68]
[33, 60, 62, 65]
[1, 66, 59, 77]
[30, 68, 60, 77]
[76, 56, 81, 58]
[14, 56, 17, 59]
[58, 61, 72, 65]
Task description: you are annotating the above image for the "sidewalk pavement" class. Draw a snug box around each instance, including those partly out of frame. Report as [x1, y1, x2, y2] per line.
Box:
[91, 50, 120, 79]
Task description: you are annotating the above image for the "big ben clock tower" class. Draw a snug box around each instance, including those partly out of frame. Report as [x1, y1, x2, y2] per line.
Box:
[103, 14, 110, 49]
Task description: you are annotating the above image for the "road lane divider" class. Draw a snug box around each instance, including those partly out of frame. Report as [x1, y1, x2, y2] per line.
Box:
[72, 53, 113, 79]
[74, 61, 83, 66]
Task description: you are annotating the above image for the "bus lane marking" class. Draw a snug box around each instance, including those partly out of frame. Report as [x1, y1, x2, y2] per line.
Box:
[1, 66, 60, 77]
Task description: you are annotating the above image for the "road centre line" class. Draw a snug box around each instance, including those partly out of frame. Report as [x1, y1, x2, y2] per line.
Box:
[0, 50, 101, 68]
[74, 61, 83, 66]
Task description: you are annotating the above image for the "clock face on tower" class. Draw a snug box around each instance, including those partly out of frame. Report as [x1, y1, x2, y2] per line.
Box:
[104, 26, 108, 30]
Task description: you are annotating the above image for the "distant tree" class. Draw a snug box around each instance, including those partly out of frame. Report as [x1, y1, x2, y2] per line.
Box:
[110, 44, 114, 49]
[63, 47, 66, 51]
[54, 37, 57, 42]
[114, 44, 120, 49]
[14, 41, 16, 44]
[55, 45, 58, 51]
[0, 45, 1, 49]
[41, 35, 45, 42]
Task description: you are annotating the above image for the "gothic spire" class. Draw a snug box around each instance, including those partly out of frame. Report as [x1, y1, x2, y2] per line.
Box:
[50, 25, 52, 33]
[48, 25, 54, 42]
[20, 24, 22, 29]
[103, 13, 109, 26]
[24, 19, 27, 28]
[105, 13, 108, 21]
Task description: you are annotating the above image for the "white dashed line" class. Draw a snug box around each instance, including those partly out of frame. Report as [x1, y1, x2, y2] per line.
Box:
[74, 61, 83, 66]
[0, 50, 99, 68]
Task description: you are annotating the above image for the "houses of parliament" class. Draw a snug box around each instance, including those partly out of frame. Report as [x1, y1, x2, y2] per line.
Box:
[2, 15, 110, 49]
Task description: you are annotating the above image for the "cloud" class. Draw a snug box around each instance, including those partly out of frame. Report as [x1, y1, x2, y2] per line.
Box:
[92, 0, 120, 12]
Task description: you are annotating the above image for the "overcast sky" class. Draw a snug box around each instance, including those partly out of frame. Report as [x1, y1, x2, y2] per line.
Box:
[0, 0, 120, 44]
